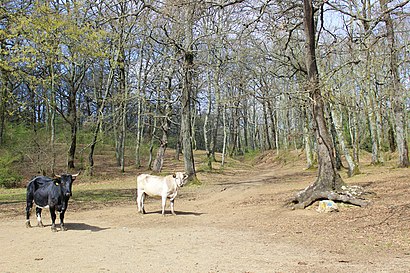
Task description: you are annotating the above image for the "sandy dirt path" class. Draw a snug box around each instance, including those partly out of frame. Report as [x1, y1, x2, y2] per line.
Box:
[1, 164, 409, 272]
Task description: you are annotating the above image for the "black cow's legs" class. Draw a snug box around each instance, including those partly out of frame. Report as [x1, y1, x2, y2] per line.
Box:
[50, 208, 57, 232]
[36, 207, 44, 227]
[60, 211, 67, 231]
[25, 201, 33, 228]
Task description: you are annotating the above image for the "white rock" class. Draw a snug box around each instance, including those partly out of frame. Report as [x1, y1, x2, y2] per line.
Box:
[317, 200, 339, 213]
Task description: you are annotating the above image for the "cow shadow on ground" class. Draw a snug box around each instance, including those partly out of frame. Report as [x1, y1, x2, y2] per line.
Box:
[144, 210, 204, 216]
[65, 222, 110, 232]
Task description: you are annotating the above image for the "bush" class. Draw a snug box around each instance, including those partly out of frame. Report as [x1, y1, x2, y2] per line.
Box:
[0, 152, 23, 188]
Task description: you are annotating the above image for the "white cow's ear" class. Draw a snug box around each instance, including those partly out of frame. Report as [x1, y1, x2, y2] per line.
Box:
[173, 173, 176, 178]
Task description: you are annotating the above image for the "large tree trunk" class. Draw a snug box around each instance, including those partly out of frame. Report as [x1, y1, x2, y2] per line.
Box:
[181, 59, 196, 177]
[180, 4, 196, 179]
[293, 0, 367, 209]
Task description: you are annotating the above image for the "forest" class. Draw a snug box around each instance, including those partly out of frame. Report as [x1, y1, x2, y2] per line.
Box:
[0, 1, 409, 206]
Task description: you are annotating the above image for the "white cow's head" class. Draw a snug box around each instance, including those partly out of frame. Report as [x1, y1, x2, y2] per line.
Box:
[173, 172, 189, 187]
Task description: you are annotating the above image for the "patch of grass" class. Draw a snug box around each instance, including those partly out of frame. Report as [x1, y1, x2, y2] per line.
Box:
[242, 149, 262, 162]
[187, 176, 202, 186]
[0, 188, 26, 204]
[73, 188, 135, 203]
[0, 187, 135, 204]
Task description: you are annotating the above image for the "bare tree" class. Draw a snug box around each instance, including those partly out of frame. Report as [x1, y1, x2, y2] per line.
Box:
[293, 0, 368, 208]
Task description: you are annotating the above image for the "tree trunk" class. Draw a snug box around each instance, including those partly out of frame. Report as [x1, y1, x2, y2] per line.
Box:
[49, 64, 56, 176]
[293, 0, 367, 209]
[152, 77, 172, 173]
[303, 108, 314, 169]
[148, 99, 158, 170]
[348, 97, 360, 165]
[88, 53, 116, 176]
[204, 73, 213, 170]
[221, 103, 228, 167]
[243, 99, 249, 153]
[366, 90, 383, 164]
[118, 47, 128, 173]
[0, 69, 8, 146]
[152, 118, 169, 173]
[209, 69, 222, 164]
[267, 100, 277, 150]
[67, 80, 78, 170]
[175, 129, 182, 161]
[380, 0, 409, 167]
[262, 100, 272, 150]
[135, 97, 144, 168]
[329, 110, 342, 171]
[181, 61, 196, 177]
[360, 1, 383, 165]
[330, 103, 360, 177]
[180, 5, 196, 179]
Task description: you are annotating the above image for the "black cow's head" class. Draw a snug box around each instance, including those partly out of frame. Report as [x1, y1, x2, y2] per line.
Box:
[55, 173, 79, 197]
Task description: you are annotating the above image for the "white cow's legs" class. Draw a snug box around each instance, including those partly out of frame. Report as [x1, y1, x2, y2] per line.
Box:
[161, 196, 167, 216]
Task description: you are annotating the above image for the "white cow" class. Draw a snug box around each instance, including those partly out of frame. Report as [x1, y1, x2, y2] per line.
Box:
[137, 172, 189, 216]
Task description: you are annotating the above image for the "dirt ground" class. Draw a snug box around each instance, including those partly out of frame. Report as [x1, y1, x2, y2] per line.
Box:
[0, 151, 409, 273]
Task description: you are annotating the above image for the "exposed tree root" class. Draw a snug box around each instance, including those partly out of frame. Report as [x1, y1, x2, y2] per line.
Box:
[293, 183, 369, 209]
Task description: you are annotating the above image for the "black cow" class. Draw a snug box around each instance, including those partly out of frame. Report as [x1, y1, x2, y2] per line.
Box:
[25, 173, 78, 232]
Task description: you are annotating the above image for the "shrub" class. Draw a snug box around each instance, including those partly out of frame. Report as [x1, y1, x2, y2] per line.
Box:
[0, 152, 23, 188]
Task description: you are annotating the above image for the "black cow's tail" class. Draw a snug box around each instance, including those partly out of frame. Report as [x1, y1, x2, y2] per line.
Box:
[25, 179, 35, 224]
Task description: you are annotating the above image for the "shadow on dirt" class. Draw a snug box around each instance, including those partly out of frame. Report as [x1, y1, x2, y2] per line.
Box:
[144, 210, 204, 216]
[65, 222, 110, 232]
